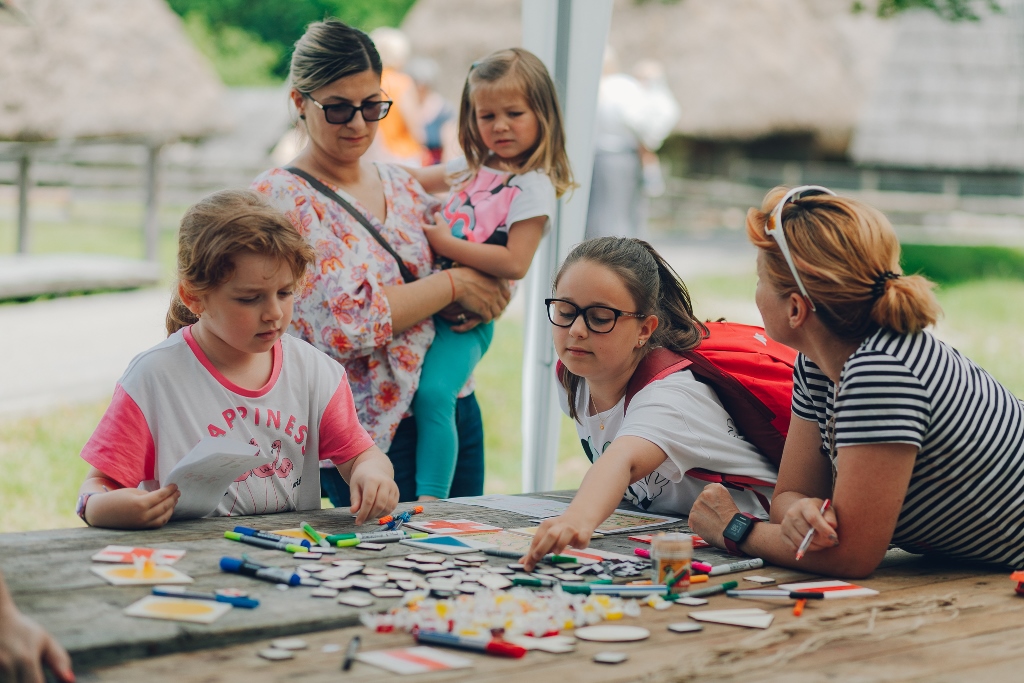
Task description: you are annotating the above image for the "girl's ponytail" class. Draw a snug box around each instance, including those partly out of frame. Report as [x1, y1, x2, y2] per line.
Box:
[639, 242, 708, 354]
[166, 293, 198, 336]
[871, 273, 941, 335]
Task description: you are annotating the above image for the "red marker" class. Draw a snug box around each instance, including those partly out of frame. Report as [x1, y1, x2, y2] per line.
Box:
[633, 548, 650, 559]
[416, 631, 526, 658]
[692, 561, 713, 573]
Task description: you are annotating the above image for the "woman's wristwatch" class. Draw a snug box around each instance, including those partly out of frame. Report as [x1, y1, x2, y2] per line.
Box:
[76, 492, 100, 526]
[722, 512, 761, 556]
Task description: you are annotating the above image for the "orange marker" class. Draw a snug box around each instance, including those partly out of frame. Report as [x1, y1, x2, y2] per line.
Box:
[690, 574, 708, 584]
[793, 598, 807, 617]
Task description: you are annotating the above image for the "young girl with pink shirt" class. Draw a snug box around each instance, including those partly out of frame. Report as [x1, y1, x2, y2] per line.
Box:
[75, 190, 399, 529]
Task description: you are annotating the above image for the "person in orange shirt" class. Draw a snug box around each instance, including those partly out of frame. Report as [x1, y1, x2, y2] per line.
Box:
[369, 27, 426, 165]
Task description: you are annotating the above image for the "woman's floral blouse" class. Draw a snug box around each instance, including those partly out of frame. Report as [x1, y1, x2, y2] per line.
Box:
[253, 164, 440, 453]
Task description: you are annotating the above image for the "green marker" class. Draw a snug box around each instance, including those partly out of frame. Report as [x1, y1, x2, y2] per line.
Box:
[224, 530, 305, 553]
[668, 580, 739, 601]
[557, 580, 613, 595]
[326, 530, 424, 544]
[335, 532, 428, 547]
[513, 577, 555, 588]
[301, 520, 330, 548]
[548, 555, 576, 564]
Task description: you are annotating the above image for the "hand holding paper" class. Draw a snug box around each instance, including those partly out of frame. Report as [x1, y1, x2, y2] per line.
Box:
[165, 437, 270, 520]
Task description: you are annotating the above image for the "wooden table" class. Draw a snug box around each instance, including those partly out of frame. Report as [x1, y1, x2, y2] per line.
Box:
[3, 493, 1020, 682]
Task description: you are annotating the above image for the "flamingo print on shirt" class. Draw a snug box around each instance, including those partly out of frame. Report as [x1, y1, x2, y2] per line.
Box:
[226, 438, 297, 515]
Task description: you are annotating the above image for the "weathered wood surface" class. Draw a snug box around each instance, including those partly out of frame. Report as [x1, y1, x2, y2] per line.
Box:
[88, 555, 1018, 683]
[0, 254, 159, 300]
[0, 493, 700, 669]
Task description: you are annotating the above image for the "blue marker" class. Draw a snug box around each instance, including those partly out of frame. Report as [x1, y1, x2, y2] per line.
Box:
[152, 586, 259, 608]
[233, 526, 311, 548]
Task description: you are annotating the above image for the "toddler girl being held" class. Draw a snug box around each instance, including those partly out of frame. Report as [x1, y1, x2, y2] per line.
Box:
[408, 48, 574, 500]
[75, 190, 398, 529]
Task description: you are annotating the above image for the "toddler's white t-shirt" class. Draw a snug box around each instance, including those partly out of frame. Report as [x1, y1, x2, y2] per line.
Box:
[81, 326, 375, 516]
[560, 370, 778, 518]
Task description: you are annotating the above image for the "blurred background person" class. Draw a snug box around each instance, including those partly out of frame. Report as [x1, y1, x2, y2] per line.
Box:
[406, 56, 458, 165]
[367, 26, 427, 166]
[585, 49, 679, 240]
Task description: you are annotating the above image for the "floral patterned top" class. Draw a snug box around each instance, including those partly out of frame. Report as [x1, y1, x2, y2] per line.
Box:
[252, 164, 440, 453]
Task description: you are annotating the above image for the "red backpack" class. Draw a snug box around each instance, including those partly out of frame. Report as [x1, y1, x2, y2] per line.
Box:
[557, 321, 797, 512]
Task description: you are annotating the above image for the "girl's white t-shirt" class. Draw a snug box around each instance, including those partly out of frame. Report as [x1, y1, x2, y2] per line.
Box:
[559, 370, 778, 518]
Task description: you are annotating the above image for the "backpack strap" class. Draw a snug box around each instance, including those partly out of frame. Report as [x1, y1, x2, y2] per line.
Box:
[624, 347, 692, 414]
[685, 468, 773, 515]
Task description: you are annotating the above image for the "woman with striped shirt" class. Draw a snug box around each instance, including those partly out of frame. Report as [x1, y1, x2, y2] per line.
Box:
[688, 185, 1024, 577]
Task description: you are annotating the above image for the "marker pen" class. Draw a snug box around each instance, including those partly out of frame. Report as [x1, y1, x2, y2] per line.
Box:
[726, 589, 824, 599]
[558, 580, 612, 594]
[327, 531, 428, 546]
[671, 580, 739, 600]
[512, 577, 555, 588]
[220, 556, 301, 586]
[301, 521, 331, 548]
[224, 531, 305, 553]
[416, 631, 526, 658]
[692, 561, 713, 573]
[152, 586, 259, 608]
[709, 558, 764, 576]
[233, 526, 311, 548]
[634, 548, 651, 559]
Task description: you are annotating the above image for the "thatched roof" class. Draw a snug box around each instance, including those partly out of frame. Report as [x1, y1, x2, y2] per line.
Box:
[851, 1, 1024, 171]
[0, 0, 231, 143]
[402, 0, 892, 152]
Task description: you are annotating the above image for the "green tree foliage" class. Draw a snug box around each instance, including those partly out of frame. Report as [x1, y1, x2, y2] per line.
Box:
[168, 0, 417, 85]
[853, 0, 1000, 20]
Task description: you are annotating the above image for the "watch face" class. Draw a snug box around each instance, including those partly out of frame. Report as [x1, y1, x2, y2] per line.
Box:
[723, 515, 751, 542]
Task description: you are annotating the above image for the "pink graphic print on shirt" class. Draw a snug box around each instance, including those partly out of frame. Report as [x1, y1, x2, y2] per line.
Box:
[442, 170, 520, 245]
[220, 405, 307, 515]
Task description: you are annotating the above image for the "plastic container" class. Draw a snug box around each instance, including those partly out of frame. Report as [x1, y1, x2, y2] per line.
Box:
[651, 533, 692, 591]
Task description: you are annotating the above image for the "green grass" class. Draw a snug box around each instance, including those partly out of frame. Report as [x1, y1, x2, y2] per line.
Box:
[901, 243, 1024, 285]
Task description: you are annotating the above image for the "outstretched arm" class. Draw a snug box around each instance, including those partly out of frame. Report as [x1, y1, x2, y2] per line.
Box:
[0, 573, 74, 683]
[520, 436, 667, 570]
[689, 418, 916, 579]
[78, 467, 180, 530]
[423, 214, 546, 280]
[402, 165, 451, 194]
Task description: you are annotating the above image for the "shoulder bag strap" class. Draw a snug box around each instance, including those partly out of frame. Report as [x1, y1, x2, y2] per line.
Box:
[284, 166, 419, 283]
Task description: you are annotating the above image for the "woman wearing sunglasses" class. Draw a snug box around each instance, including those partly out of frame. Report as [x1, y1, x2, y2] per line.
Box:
[689, 186, 1024, 577]
[520, 237, 780, 570]
[253, 20, 510, 505]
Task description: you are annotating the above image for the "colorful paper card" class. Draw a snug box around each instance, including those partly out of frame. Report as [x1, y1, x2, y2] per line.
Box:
[630, 534, 709, 548]
[398, 536, 498, 555]
[91, 563, 193, 586]
[593, 510, 685, 534]
[777, 580, 879, 598]
[508, 526, 604, 538]
[402, 519, 502, 535]
[458, 531, 532, 554]
[91, 546, 185, 565]
[355, 646, 473, 675]
[447, 494, 570, 518]
[124, 595, 231, 624]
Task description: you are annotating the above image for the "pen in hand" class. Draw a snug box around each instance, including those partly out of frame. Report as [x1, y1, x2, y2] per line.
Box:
[795, 498, 831, 561]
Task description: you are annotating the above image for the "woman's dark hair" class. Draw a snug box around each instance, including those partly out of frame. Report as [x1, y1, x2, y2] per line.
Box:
[553, 237, 709, 422]
[290, 18, 382, 94]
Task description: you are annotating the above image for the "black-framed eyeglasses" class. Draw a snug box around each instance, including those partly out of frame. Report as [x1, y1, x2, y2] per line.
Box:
[545, 298, 647, 334]
[303, 93, 393, 125]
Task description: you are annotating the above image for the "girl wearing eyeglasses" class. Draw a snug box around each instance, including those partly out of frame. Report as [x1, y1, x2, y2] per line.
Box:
[520, 237, 780, 570]
[253, 20, 510, 506]
[688, 186, 1024, 577]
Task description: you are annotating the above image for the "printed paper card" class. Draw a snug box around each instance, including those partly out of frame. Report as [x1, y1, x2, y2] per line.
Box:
[402, 519, 502, 535]
[124, 595, 231, 624]
[458, 531, 532, 554]
[447, 494, 569, 518]
[355, 646, 473, 675]
[91, 546, 185, 565]
[508, 526, 604, 539]
[688, 608, 774, 629]
[777, 580, 879, 598]
[91, 562, 193, 586]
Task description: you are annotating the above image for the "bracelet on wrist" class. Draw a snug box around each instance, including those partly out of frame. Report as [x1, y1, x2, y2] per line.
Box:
[445, 270, 456, 304]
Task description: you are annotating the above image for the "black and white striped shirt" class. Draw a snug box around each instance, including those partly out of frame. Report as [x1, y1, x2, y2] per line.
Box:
[792, 327, 1024, 568]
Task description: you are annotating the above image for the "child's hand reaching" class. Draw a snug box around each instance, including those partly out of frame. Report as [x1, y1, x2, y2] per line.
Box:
[422, 212, 456, 257]
[341, 446, 399, 525]
[84, 485, 180, 529]
[519, 512, 596, 572]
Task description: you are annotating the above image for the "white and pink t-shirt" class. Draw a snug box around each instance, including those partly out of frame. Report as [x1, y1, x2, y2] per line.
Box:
[80, 326, 375, 516]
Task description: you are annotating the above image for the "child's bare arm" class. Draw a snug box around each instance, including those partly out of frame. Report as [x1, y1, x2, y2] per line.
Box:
[403, 165, 451, 194]
[423, 213, 546, 280]
[335, 445, 399, 525]
[78, 467, 180, 529]
[520, 436, 668, 570]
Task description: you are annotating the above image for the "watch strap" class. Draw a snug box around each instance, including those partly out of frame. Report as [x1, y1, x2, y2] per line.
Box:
[723, 512, 760, 556]
[76, 492, 98, 526]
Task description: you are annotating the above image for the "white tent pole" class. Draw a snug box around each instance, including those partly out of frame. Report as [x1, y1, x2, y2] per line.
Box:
[520, 0, 613, 493]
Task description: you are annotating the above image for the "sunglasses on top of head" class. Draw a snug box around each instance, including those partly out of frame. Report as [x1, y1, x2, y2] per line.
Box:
[763, 185, 837, 312]
[303, 93, 393, 125]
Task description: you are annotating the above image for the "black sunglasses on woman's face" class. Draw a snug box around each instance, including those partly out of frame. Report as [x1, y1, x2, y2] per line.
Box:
[304, 93, 393, 125]
[545, 298, 647, 334]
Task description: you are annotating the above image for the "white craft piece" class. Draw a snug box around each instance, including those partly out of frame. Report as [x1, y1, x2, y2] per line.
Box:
[412, 564, 447, 574]
[332, 559, 365, 568]
[574, 625, 651, 642]
[337, 594, 375, 608]
[555, 573, 583, 582]
[777, 580, 879, 598]
[370, 587, 404, 598]
[356, 542, 386, 551]
[688, 609, 774, 629]
[292, 551, 324, 560]
[387, 571, 415, 581]
[386, 560, 417, 570]
[477, 574, 513, 590]
[311, 587, 340, 598]
[298, 563, 327, 573]
[396, 580, 419, 591]
[675, 597, 708, 606]
[271, 638, 308, 650]
[486, 566, 514, 575]
[258, 648, 294, 661]
[668, 622, 704, 633]
[348, 579, 381, 591]
[362, 567, 388, 575]
[457, 583, 481, 594]
[506, 635, 576, 654]
[321, 580, 353, 590]
[744, 575, 776, 584]
[313, 546, 336, 554]
[594, 651, 628, 664]
[407, 554, 446, 564]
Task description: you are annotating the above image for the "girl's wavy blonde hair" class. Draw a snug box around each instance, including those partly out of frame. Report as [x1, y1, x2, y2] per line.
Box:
[457, 48, 575, 198]
[166, 190, 314, 335]
[747, 186, 942, 340]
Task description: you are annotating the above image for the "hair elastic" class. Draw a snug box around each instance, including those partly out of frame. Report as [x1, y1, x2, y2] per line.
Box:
[445, 270, 456, 304]
[870, 271, 900, 299]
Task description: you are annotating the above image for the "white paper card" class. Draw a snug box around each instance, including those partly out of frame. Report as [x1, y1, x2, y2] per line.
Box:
[124, 595, 231, 624]
[688, 608, 774, 629]
[777, 580, 879, 598]
[163, 437, 269, 520]
[355, 646, 473, 675]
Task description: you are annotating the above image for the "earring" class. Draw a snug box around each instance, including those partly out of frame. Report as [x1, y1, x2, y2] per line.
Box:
[638, 339, 646, 348]
[299, 114, 306, 120]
